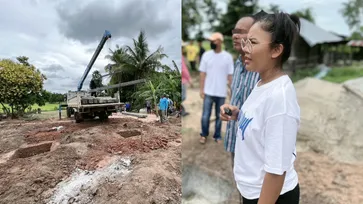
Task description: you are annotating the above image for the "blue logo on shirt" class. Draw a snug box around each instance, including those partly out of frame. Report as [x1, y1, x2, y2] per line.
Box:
[238, 112, 253, 140]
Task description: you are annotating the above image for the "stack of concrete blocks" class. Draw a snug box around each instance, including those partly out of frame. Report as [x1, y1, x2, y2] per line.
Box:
[80, 96, 118, 105]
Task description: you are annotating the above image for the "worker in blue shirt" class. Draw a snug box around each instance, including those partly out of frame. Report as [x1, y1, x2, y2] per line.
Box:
[159, 94, 169, 123]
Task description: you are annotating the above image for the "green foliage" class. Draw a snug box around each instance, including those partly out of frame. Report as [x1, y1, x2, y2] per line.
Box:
[44, 91, 65, 103]
[182, 0, 221, 40]
[90, 70, 103, 88]
[105, 30, 180, 111]
[105, 30, 168, 101]
[341, 0, 363, 37]
[350, 29, 363, 40]
[268, 4, 280, 13]
[292, 8, 315, 23]
[182, 0, 203, 40]
[0, 58, 45, 117]
[106, 31, 167, 80]
[132, 68, 182, 113]
[323, 66, 363, 83]
[214, 0, 259, 36]
[16, 56, 31, 66]
[291, 67, 320, 82]
[320, 44, 360, 54]
[341, 0, 363, 30]
[90, 70, 103, 96]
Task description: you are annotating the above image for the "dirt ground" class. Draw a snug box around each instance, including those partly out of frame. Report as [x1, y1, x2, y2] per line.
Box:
[182, 76, 363, 204]
[0, 112, 181, 204]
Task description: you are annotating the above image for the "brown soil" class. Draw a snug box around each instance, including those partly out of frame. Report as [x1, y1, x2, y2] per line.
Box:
[0, 114, 181, 204]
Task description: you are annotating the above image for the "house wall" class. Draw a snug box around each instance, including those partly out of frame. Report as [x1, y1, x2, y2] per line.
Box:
[291, 36, 321, 69]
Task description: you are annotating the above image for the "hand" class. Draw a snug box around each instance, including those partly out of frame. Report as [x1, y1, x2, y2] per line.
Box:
[200, 91, 205, 99]
[220, 104, 239, 121]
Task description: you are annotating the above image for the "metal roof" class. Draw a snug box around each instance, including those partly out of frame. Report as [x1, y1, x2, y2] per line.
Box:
[347, 40, 363, 47]
[299, 18, 344, 47]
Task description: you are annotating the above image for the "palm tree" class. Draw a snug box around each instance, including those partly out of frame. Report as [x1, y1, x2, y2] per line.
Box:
[105, 30, 168, 80]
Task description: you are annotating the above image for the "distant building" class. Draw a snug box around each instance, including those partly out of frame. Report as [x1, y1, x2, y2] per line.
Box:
[287, 18, 348, 71]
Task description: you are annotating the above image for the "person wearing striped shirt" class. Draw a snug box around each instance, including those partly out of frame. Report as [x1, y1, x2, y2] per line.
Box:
[224, 11, 267, 169]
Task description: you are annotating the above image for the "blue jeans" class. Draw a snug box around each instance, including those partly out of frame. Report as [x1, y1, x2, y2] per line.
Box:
[200, 94, 225, 140]
[182, 84, 186, 102]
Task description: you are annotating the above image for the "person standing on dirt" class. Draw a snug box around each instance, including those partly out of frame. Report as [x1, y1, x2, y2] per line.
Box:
[198, 40, 205, 63]
[199, 32, 234, 144]
[125, 102, 130, 112]
[146, 100, 151, 114]
[159, 94, 168, 123]
[220, 12, 301, 204]
[182, 41, 193, 117]
[185, 40, 198, 71]
[168, 96, 174, 115]
[224, 10, 267, 178]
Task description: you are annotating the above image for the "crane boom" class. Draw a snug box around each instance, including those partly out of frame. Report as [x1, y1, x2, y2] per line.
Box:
[77, 30, 111, 91]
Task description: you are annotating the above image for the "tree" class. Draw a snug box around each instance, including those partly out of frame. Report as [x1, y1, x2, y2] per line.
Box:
[182, 0, 203, 40]
[105, 30, 168, 103]
[89, 70, 103, 96]
[214, 0, 259, 36]
[0, 59, 45, 118]
[341, 0, 363, 38]
[106, 31, 167, 79]
[132, 65, 181, 116]
[268, 3, 280, 13]
[266, 4, 315, 23]
[350, 30, 363, 40]
[292, 8, 315, 23]
[16, 56, 31, 67]
[201, 0, 222, 31]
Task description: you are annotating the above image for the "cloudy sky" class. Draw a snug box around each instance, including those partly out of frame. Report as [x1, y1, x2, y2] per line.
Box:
[193, 0, 352, 38]
[0, 0, 181, 93]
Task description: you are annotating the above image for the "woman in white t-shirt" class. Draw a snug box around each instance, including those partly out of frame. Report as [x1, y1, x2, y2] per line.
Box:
[220, 12, 301, 204]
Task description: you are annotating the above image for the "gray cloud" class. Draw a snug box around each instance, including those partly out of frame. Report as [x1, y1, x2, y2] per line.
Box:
[42, 64, 65, 73]
[56, 0, 175, 44]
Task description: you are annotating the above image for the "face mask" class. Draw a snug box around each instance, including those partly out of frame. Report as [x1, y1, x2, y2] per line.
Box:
[210, 42, 217, 50]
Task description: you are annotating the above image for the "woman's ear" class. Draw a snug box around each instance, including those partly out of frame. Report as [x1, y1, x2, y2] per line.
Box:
[271, 44, 283, 59]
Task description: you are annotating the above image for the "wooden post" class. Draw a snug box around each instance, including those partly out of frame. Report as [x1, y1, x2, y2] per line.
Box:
[58, 105, 62, 120]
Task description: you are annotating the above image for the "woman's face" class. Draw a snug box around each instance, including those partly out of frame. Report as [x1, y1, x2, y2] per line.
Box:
[243, 22, 281, 73]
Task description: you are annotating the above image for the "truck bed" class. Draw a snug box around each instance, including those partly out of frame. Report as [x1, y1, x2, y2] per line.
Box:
[67, 102, 121, 108]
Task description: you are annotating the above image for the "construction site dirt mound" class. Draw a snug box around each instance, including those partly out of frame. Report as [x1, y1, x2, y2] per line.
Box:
[295, 77, 363, 164]
[0, 115, 181, 204]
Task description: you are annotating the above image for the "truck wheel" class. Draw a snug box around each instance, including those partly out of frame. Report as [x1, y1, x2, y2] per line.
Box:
[99, 111, 108, 121]
[66, 107, 71, 118]
[74, 112, 83, 123]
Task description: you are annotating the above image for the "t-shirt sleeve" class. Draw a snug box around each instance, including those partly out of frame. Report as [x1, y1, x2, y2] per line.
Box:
[199, 53, 207, 72]
[228, 55, 234, 75]
[263, 114, 298, 175]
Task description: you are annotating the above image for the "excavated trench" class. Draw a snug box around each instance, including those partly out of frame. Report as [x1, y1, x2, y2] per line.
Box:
[10, 141, 56, 159]
[182, 164, 233, 204]
[117, 130, 142, 138]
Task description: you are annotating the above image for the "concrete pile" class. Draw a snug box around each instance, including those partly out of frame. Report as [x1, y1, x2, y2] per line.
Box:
[80, 96, 118, 105]
[294, 77, 363, 163]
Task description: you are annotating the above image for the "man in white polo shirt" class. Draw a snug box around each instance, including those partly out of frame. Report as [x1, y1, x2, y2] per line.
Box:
[199, 32, 234, 144]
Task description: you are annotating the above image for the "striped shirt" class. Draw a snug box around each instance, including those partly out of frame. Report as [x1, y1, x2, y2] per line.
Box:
[224, 55, 260, 153]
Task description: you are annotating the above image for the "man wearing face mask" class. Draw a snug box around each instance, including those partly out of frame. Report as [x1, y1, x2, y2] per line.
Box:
[198, 32, 234, 144]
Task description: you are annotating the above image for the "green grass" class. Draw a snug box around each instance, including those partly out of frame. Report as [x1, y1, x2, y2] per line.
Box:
[323, 66, 363, 83]
[290, 68, 320, 83]
[1, 103, 61, 113]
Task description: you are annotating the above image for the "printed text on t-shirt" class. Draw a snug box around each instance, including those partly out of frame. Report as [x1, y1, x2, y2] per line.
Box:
[238, 111, 253, 140]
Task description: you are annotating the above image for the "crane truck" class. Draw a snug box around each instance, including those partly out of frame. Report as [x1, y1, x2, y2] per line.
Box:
[65, 30, 121, 123]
